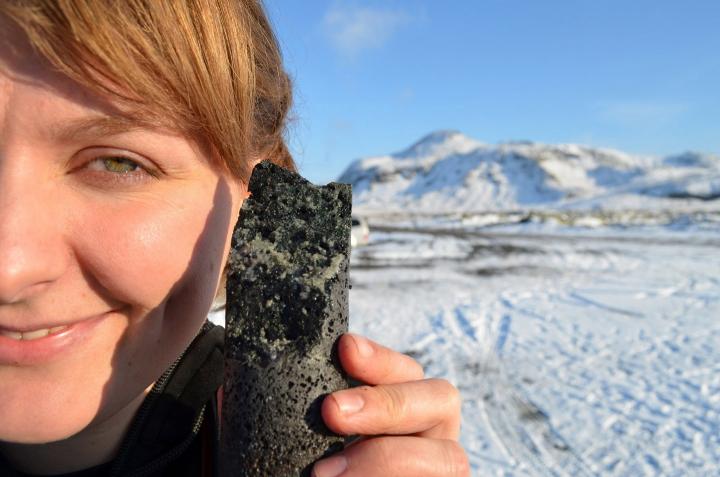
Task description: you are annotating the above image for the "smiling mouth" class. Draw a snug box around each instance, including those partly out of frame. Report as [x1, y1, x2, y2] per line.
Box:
[0, 326, 70, 341]
[0, 313, 114, 365]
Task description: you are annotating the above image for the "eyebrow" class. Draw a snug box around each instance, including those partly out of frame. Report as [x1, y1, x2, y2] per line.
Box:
[48, 115, 150, 143]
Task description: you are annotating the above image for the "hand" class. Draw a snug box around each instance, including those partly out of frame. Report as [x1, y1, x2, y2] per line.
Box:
[312, 334, 470, 477]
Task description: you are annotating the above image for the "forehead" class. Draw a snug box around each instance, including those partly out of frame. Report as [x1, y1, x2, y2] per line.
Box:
[0, 15, 82, 99]
[0, 14, 173, 138]
[0, 15, 107, 111]
[0, 13, 219, 170]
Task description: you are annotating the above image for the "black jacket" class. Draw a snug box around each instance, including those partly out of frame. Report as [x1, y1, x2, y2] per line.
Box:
[0, 321, 225, 477]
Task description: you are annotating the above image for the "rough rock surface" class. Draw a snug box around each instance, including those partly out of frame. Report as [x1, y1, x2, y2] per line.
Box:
[220, 161, 351, 476]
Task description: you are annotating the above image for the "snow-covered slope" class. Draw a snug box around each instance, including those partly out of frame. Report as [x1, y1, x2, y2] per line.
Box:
[338, 131, 720, 213]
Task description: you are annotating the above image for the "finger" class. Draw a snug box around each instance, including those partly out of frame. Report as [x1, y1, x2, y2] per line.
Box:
[322, 379, 462, 439]
[312, 436, 470, 477]
[338, 333, 424, 384]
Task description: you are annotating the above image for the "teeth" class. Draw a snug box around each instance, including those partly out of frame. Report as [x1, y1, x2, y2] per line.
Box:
[22, 328, 50, 340]
[0, 326, 69, 341]
[0, 330, 23, 340]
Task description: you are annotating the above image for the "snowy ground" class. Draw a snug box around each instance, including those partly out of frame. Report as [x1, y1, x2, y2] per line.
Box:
[348, 218, 720, 476]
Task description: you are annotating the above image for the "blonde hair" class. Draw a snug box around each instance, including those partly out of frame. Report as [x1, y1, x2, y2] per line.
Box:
[1, 0, 295, 181]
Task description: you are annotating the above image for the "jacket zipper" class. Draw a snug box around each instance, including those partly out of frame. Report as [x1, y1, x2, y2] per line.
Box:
[123, 404, 207, 477]
[107, 345, 190, 477]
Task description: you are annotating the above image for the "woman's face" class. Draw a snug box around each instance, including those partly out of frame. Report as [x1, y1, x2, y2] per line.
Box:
[0, 20, 246, 442]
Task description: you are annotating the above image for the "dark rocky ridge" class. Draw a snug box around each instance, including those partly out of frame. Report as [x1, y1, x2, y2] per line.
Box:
[220, 161, 351, 476]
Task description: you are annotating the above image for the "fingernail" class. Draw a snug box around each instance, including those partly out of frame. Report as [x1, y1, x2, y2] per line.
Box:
[351, 334, 374, 358]
[333, 391, 365, 414]
[313, 455, 348, 477]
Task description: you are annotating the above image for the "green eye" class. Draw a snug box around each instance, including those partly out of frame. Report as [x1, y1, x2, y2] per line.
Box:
[103, 157, 139, 173]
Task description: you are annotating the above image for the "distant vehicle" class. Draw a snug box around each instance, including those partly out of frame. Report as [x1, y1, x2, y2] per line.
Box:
[351, 216, 370, 247]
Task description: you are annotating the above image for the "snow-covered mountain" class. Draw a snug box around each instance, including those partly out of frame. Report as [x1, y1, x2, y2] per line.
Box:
[338, 130, 720, 213]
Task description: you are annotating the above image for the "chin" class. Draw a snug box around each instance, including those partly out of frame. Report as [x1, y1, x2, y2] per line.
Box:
[0, 427, 86, 445]
[0, 373, 103, 445]
[0, 404, 94, 444]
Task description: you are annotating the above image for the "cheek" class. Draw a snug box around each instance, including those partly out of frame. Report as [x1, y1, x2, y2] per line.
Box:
[71, 186, 233, 321]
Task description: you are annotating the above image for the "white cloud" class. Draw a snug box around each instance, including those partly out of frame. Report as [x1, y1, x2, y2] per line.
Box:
[595, 100, 689, 126]
[323, 4, 410, 56]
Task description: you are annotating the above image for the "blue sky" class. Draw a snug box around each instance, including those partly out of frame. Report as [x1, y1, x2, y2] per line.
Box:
[266, 1, 720, 183]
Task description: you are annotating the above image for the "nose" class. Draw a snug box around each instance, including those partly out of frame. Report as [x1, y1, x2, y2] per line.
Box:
[0, 158, 67, 304]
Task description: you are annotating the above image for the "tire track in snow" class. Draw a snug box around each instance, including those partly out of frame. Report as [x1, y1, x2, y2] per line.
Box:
[474, 303, 596, 477]
[418, 300, 595, 476]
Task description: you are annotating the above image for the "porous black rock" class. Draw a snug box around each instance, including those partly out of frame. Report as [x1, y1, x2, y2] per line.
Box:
[220, 161, 351, 476]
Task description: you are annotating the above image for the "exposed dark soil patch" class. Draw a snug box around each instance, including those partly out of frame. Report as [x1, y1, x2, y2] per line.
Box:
[466, 265, 557, 277]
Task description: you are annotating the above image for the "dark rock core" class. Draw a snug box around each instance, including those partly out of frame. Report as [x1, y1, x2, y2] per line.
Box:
[220, 161, 352, 476]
